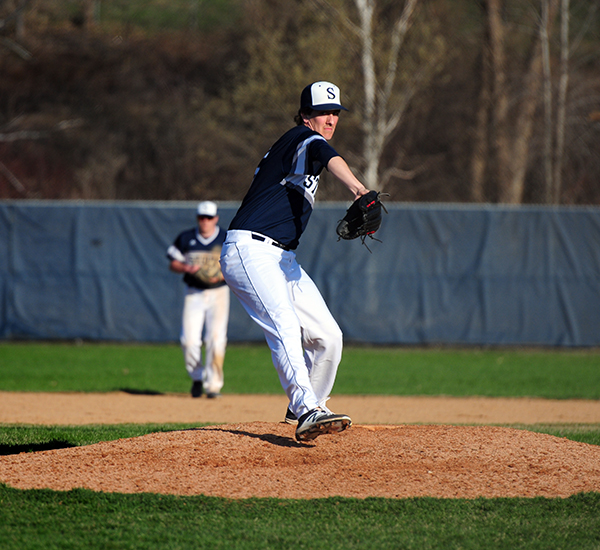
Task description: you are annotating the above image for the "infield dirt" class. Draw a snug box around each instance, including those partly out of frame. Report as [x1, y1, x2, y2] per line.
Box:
[1, 392, 599, 499]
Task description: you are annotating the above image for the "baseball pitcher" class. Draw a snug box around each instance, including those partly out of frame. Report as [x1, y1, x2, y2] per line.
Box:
[220, 81, 382, 441]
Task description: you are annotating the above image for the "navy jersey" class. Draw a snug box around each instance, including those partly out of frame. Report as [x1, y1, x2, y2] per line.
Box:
[229, 125, 339, 249]
[167, 226, 227, 289]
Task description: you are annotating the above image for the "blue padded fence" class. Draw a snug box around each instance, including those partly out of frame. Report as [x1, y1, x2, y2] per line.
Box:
[1, 200, 599, 346]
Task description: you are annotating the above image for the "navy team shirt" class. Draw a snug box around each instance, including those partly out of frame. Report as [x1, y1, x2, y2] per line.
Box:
[229, 125, 340, 250]
[167, 227, 227, 290]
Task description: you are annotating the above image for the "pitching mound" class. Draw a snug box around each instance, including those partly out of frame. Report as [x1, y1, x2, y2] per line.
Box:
[1, 422, 599, 499]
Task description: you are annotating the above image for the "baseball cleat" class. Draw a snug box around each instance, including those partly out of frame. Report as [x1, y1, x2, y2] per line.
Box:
[191, 381, 203, 398]
[206, 392, 221, 399]
[284, 408, 298, 424]
[295, 408, 352, 442]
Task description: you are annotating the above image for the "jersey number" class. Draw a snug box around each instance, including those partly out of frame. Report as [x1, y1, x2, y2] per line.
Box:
[304, 175, 319, 194]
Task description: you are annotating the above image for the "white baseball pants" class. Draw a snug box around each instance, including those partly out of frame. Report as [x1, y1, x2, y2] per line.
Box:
[180, 285, 230, 394]
[220, 230, 343, 418]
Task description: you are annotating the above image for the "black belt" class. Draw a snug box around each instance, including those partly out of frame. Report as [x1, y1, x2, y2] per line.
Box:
[251, 233, 291, 251]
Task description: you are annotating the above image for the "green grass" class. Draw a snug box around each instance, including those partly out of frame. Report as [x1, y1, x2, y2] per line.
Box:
[1, 342, 599, 399]
[1, 485, 599, 550]
[338, 346, 600, 399]
[0, 342, 282, 394]
[510, 424, 600, 446]
[0, 424, 202, 455]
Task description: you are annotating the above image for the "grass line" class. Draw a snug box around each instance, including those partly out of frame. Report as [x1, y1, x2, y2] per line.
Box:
[1, 342, 599, 398]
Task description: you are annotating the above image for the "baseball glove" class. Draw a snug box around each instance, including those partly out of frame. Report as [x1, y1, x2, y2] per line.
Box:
[336, 190, 387, 245]
[190, 255, 224, 285]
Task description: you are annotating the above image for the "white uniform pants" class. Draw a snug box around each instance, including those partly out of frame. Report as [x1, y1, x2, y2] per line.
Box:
[220, 230, 343, 418]
[181, 285, 229, 394]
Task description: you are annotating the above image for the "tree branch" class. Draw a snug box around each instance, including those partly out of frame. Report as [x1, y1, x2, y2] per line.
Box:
[0, 161, 28, 195]
[0, 119, 84, 142]
[0, 36, 31, 59]
[381, 0, 418, 112]
[0, 0, 29, 29]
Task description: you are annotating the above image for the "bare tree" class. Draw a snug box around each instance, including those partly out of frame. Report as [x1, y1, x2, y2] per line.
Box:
[526, 0, 598, 205]
[504, 0, 560, 204]
[0, 160, 27, 195]
[551, 0, 575, 204]
[541, 0, 554, 202]
[355, 0, 418, 190]
[470, 9, 493, 203]
[0, 0, 30, 57]
[1, 0, 31, 195]
[473, 0, 560, 204]
[310, 0, 445, 191]
[488, 0, 511, 199]
[83, 0, 100, 28]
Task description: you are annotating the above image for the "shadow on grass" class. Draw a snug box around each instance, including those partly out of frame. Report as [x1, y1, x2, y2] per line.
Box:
[0, 441, 77, 456]
[118, 388, 164, 396]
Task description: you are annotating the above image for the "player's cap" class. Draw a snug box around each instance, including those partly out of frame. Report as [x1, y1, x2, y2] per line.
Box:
[300, 81, 348, 112]
[197, 201, 217, 217]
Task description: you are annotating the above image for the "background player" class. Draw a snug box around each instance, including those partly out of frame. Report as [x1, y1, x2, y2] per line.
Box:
[167, 201, 229, 398]
[220, 81, 370, 441]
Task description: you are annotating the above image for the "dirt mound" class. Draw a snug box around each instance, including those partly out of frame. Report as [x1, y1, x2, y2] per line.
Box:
[2, 393, 600, 499]
[1, 422, 599, 499]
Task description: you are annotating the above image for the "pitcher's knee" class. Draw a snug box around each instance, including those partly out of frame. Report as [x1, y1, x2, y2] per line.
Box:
[312, 322, 343, 354]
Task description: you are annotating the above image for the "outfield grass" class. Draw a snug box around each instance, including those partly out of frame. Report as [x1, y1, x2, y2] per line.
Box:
[1, 342, 600, 399]
[1, 485, 599, 550]
[1, 342, 599, 549]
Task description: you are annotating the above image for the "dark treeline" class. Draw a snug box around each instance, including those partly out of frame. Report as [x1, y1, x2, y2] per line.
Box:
[0, 0, 599, 204]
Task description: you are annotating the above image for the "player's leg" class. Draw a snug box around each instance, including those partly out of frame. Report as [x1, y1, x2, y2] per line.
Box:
[220, 236, 320, 417]
[291, 280, 352, 441]
[291, 265, 343, 411]
[202, 285, 229, 396]
[181, 289, 207, 386]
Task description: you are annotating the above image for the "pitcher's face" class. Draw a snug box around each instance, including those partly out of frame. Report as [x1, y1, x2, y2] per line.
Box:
[305, 110, 340, 141]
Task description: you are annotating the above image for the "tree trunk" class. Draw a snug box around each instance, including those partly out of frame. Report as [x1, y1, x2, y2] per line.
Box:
[471, 4, 493, 202]
[355, 0, 378, 189]
[553, 0, 570, 204]
[83, 0, 98, 27]
[354, 0, 418, 191]
[542, 0, 554, 204]
[498, 0, 559, 204]
[487, 0, 513, 198]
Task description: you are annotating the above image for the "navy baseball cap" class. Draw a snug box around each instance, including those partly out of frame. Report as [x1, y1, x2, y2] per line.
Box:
[300, 81, 348, 111]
